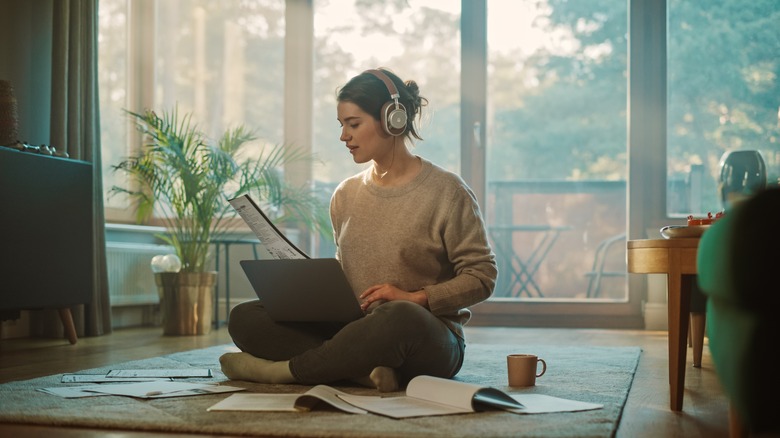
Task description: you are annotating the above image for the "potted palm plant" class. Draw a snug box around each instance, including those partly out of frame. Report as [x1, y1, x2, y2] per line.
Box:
[112, 107, 329, 335]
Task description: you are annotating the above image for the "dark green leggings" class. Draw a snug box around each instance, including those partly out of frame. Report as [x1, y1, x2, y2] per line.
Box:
[227, 300, 464, 386]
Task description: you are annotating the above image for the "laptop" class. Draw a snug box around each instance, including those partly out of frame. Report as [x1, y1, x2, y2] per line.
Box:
[239, 258, 365, 322]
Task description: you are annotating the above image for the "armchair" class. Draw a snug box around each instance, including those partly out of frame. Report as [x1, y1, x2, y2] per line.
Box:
[697, 187, 780, 436]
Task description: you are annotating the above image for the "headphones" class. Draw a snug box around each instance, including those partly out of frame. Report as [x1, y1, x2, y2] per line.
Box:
[364, 69, 408, 136]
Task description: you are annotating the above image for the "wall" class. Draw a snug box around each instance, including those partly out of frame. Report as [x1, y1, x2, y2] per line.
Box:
[0, 0, 54, 145]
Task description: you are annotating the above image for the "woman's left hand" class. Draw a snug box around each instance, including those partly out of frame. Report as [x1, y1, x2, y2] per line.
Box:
[359, 283, 428, 312]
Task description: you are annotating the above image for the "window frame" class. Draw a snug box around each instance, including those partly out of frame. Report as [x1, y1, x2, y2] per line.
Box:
[465, 0, 656, 328]
[106, 0, 671, 328]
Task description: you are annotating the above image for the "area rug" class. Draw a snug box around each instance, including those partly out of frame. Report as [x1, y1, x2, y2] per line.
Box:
[0, 343, 640, 438]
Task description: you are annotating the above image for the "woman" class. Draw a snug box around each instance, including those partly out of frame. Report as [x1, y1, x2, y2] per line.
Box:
[220, 68, 497, 392]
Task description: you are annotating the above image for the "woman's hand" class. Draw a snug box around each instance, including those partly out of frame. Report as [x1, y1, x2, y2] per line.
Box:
[359, 283, 429, 312]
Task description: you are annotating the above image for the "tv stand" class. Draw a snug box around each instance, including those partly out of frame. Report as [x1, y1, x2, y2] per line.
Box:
[0, 147, 94, 344]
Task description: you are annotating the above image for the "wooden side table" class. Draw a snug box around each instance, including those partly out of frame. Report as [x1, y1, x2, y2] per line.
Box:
[627, 238, 705, 412]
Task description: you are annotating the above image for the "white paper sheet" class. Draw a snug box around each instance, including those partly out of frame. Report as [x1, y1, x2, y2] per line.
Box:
[340, 391, 601, 418]
[338, 393, 468, 418]
[207, 386, 368, 414]
[228, 195, 308, 259]
[508, 394, 603, 414]
[38, 385, 112, 398]
[105, 368, 212, 378]
[61, 374, 172, 383]
[40, 381, 243, 399]
[207, 393, 301, 412]
[82, 381, 243, 398]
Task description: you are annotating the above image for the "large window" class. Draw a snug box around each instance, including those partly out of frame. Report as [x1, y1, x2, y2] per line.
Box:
[98, 0, 129, 211]
[97, 0, 780, 327]
[311, 0, 461, 185]
[667, 0, 780, 217]
[485, 0, 627, 303]
[99, 0, 286, 214]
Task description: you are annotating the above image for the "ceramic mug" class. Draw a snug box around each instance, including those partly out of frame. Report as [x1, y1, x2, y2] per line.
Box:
[507, 353, 547, 387]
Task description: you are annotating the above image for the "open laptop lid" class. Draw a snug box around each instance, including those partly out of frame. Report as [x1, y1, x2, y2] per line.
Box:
[240, 258, 365, 322]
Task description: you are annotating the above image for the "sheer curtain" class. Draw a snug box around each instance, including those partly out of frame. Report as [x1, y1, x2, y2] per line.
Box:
[30, 0, 111, 337]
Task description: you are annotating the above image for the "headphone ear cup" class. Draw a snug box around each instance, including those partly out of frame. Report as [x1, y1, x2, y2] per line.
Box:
[381, 101, 407, 136]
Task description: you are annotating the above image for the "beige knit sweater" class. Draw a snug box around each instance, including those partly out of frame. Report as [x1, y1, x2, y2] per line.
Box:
[330, 157, 498, 339]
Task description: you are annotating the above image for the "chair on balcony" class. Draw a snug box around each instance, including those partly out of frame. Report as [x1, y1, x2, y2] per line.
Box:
[585, 233, 626, 298]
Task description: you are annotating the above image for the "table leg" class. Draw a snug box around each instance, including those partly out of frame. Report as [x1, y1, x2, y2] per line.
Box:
[687, 320, 692, 347]
[58, 308, 78, 345]
[488, 227, 565, 299]
[690, 312, 706, 368]
[507, 231, 555, 298]
[491, 229, 540, 298]
[213, 243, 221, 328]
[488, 230, 513, 297]
[225, 243, 231, 325]
[517, 230, 563, 298]
[667, 261, 693, 411]
[514, 233, 550, 297]
[509, 252, 541, 297]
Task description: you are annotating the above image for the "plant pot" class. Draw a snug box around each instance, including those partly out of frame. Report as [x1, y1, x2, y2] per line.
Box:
[154, 272, 216, 335]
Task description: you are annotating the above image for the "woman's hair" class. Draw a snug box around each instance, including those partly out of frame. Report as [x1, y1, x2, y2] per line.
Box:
[337, 68, 427, 141]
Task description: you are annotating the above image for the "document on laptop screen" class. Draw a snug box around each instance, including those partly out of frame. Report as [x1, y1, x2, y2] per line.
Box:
[228, 194, 309, 260]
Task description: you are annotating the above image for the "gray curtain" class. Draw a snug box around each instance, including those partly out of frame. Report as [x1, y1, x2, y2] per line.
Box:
[31, 0, 111, 337]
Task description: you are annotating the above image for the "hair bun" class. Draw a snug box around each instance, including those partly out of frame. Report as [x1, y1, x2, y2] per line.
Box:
[403, 80, 426, 115]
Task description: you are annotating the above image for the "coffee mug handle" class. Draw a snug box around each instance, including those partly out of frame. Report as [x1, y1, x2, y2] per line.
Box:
[536, 358, 547, 377]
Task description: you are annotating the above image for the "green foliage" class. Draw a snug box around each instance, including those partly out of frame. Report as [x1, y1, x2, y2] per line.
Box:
[666, 0, 780, 210]
[111, 107, 330, 272]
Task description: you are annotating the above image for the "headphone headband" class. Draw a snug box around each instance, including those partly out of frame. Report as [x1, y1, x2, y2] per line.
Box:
[363, 69, 408, 136]
[364, 69, 400, 100]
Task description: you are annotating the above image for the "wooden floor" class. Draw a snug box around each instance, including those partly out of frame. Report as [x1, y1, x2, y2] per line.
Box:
[0, 326, 730, 438]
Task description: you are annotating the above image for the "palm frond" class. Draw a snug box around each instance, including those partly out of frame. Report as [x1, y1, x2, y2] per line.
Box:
[111, 106, 329, 272]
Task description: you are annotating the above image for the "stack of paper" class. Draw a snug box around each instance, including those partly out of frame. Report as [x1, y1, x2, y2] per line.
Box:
[38, 368, 244, 399]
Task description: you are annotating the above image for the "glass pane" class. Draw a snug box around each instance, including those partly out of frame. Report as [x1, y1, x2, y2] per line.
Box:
[100, 0, 287, 212]
[486, 0, 628, 301]
[668, 0, 780, 217]
[312, 0, 461, 185]
[98, 0, 129, 209]
[154, 0, 285, 143]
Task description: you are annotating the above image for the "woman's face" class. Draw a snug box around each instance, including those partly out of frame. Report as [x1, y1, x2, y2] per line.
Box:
[337, 101, 393, 164]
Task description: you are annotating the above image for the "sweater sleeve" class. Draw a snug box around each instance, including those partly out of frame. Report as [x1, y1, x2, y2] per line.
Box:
[423, 184, 497, 316]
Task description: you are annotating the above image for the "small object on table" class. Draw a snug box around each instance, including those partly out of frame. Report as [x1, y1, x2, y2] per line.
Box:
[660, 225, 709, 239]
[660, 212, 725, 239]
[686, 211, 724, 226]
[52, 146, 69, 158]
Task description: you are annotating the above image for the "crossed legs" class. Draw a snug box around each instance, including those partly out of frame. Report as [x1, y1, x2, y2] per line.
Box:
[221, 300, 463, 391]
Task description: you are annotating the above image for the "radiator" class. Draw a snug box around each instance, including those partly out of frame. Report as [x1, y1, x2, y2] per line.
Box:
[107, 242, 173, 306]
